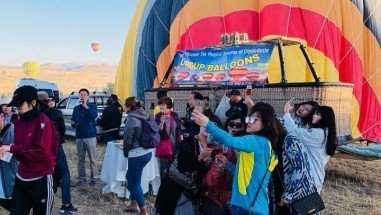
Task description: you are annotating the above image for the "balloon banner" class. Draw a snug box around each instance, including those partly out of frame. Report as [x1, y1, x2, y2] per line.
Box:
[171, 44, 274, 86]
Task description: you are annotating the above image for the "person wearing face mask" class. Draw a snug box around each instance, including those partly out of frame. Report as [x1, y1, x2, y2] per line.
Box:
[0, 86, 59, 215]
[193, 102, 283, 215]
[71, 88, 99, 186]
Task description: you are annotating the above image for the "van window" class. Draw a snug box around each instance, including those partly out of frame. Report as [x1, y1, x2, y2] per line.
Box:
[68, 98, 79, 109]
[95, 97, 104, 106]
[57, 98, 69, 109]
[53, 91, 59, 102]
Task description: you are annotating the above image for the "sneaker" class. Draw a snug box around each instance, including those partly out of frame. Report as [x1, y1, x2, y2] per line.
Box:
[60, 203, 78, 214]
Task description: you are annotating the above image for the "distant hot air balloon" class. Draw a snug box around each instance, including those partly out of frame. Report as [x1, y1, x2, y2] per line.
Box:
[22, 61, 41, 77]
[91, 42, 100, 53]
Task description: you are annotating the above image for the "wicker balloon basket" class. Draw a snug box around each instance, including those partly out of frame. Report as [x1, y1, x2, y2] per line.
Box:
[144, 82, 353, 137]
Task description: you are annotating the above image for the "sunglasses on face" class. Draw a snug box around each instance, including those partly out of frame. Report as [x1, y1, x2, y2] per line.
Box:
[228, 122, 244, 128]
[248, 116, 261, 124]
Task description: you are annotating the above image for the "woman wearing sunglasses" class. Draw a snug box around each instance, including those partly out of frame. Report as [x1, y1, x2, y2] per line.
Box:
[193, 102, 283, 215]
[280, 102, 337, 206]
[200, 113, 246, 214]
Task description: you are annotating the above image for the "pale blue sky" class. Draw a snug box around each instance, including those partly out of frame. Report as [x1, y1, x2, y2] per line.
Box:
[0, 0, 139, 66]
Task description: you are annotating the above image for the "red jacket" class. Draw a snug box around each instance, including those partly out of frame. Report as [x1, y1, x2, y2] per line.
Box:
[10, 113, 59, 179]
[205, 148, 236, 208]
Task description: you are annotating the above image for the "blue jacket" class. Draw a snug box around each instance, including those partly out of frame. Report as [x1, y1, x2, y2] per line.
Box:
[0, 122, 17, 199]
[206, 121, 277, 215]
[71, 102, 98, 138]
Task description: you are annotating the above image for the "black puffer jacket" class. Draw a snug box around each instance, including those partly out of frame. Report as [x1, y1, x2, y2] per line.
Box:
[97, 105, 122, 131]
[45, 108, 66, 144]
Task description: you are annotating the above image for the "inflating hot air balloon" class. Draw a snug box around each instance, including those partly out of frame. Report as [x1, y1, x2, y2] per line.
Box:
[114, 0, 380, 142]
[91, 42, 100, 53]
[22, 61, 41, 78]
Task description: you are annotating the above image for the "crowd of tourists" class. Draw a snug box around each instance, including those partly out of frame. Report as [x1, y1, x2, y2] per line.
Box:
[0, 85, 337, 215]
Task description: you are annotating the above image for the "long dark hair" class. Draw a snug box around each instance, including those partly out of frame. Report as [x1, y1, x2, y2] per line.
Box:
[297, 101, 319, 126]
[249, 102, 285, 153]
[311, 106, 337, 155]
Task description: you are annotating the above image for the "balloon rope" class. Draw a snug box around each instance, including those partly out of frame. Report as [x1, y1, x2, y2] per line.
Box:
[219, 0, 227, 34]
[181, 0, 195, 49]
[356, 66, 381, 103]
[313, 0, 334, 48]
[360, 120, 381, 137]
[285, 0, 293, 37]
[339, 1, 380, 65]
[363, 67, 381, 86]
[152, 6, 170, 33]
[140, 47, 157, 68]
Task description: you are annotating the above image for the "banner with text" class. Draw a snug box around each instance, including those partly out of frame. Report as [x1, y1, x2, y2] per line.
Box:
[171, 44, 275, 86]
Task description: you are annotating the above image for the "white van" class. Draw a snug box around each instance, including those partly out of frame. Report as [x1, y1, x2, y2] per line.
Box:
[17, 78, 60, 102]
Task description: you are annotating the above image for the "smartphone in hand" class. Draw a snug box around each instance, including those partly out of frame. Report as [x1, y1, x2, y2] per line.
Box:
[195, 100, 204, 113]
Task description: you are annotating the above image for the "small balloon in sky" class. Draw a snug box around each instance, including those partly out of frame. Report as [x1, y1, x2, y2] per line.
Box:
[22, 61, 41, 77]
[91, 42, 100, 53]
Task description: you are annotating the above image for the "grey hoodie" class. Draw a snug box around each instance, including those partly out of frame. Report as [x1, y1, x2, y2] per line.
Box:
[123, 108, 149, 157]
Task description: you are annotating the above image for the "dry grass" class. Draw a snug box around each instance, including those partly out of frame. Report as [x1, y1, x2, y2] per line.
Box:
[1, 139, 380, 214]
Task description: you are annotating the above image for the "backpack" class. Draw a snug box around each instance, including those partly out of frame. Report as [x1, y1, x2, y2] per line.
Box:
[139, 117, 160, 149]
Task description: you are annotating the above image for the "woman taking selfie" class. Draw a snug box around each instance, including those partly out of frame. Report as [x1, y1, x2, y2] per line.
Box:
[193, 102, 282, 215]
[283, 102, 337, 194]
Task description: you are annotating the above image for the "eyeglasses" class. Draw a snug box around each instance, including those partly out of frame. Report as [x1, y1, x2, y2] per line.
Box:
[228, 122, 244, 128]
[247, 116, 261, 124]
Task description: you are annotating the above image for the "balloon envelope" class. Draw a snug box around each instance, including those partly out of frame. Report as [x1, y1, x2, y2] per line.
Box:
[115, 0, 381, 142]
[91, 42, 100, 53]
[22, 61, 41, 78]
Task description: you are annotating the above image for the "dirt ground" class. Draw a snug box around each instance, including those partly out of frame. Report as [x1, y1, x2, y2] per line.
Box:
[1, 140, 380, 215]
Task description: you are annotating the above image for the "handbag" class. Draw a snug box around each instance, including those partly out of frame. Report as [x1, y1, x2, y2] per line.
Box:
[290, 192, 325, 215]
[156, 113, 173, 157]
[277, 156, 325, 215]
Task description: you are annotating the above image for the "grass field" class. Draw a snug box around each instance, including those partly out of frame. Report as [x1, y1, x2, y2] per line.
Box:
[1, 140, 380, 215]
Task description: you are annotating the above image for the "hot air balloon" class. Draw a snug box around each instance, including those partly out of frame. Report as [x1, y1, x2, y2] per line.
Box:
[22, 61, 41, 78]
[114, 0, 381, 142]
[91, 42, 100, 53]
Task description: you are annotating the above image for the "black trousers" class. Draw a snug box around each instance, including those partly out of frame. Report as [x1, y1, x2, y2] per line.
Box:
[11, 175, 54, 215]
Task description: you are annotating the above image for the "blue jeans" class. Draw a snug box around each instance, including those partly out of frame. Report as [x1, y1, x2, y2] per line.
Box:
[55, 144, 72, 205]
[126, 152, 152, 207]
